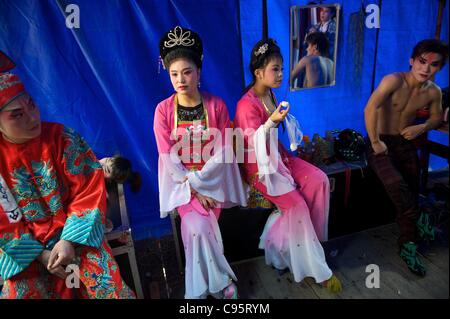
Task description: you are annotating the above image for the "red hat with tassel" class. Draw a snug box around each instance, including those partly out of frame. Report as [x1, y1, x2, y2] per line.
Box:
[0, 51, 25, 110]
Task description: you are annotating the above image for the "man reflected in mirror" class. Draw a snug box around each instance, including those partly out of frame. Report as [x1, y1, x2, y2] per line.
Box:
[291, 32, 334, 88]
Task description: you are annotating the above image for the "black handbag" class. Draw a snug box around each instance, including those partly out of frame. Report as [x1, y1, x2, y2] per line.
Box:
[334, 129, 366, 161]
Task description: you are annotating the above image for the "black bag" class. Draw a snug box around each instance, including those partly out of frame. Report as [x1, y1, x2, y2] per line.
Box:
[334, 129, 366, 161]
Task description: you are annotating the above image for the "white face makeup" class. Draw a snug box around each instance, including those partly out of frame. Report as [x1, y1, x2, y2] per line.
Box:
[169, 58, 201, 97]
[0, 93, 41, 144]
[259, 57, 284, 89]
[410, 52, 443, 83]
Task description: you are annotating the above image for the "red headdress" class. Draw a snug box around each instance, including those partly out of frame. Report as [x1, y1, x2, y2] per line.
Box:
[0, 51, 25, 110]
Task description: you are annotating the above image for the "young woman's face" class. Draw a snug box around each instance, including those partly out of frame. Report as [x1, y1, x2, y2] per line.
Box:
[257, 57, 284, 89]
[410, 52, 443, 83]
[0, 93, 41, 144]
[169, 58, 201, 97]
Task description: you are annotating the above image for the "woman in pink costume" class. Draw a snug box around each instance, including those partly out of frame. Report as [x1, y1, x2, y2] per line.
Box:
[153, 26, 248, 299]
[233, 39, 341, 292]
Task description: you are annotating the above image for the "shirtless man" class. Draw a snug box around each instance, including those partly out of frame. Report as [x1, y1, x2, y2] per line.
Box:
[291, 32, 334, 88]
[364, 39, 448, 277]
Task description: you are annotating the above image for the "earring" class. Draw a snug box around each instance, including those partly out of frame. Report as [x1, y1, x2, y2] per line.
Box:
[198, 81, 201, 88]
[158, 56, 165, 74]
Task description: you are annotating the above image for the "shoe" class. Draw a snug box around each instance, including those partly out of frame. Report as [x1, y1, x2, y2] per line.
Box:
[416, 211, 435, 242]
[399, 242, 426, 277]
[273, 267, 289, 276]
[321, 273, 342, 293]
[223, 282, 238, 299]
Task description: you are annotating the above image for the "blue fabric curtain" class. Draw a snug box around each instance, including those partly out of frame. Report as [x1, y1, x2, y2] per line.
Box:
[239, 0, 448, 171]
[0, 0, 244, 239]
[1, 0, 448, 239]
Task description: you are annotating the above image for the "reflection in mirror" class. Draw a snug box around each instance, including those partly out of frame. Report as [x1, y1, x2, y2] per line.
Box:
[290, 4, 340, 91]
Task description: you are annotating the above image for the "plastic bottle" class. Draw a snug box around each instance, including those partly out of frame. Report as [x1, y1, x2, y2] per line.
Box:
[299, 135, 314, 163]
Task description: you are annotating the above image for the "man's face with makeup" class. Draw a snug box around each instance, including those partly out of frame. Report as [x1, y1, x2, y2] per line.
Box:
[0, 93, 41, 144]
[410, 52, 443, 83]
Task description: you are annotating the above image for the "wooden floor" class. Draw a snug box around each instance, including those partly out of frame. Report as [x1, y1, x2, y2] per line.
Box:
[149, 169, 449, 299]
[231, 223, 449, 299]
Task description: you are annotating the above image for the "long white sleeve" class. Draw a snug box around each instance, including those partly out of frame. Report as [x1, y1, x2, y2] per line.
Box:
[158, 145, 249, 218]
[253, 125, 297, 196]
[187, 144, 249, 208]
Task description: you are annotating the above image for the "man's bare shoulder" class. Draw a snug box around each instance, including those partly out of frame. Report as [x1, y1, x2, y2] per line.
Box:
[299, 55, 313, 63]
[380, 72, 404, 87]
[425, 81, 442, 98]
[372, 73, 404, 95]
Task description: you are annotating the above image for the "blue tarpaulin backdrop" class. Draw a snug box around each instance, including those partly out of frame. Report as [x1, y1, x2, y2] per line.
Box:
[0, 0, 448, 240]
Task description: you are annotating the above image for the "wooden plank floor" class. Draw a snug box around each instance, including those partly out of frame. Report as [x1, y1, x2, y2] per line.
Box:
[124, 169, 449, 299]
[231, 223, 449, 299]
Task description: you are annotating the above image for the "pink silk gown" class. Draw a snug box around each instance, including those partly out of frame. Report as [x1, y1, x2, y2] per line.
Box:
[233, 88, 332, 283]
[153, 92, 248, 298]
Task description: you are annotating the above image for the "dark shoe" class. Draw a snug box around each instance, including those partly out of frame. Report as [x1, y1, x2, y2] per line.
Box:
[399, 242, 426, 277]
[273, 267, 289, 276]
[417, 211, 436, 242]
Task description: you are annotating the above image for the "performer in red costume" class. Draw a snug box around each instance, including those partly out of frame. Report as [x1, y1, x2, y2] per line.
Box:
[0, 52, 135, 299]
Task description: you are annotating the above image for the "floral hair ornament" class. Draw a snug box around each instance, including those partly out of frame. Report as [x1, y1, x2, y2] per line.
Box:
[254, 43, 269, 56]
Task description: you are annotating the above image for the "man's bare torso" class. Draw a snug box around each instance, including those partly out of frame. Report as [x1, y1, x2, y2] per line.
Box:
[303, 55, 334, 88]
[378, 72, 439, 135]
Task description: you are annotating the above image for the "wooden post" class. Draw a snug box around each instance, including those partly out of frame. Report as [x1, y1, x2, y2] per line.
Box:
[262, 0, 268, 39]
[435, 0, 446, 39]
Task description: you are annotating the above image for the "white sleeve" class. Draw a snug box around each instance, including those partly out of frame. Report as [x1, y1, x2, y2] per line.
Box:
[187, 144, 249, 209]
[157, 154, 191, 218]
[253, 125, 297, 196]
[263, 117, 277, 135]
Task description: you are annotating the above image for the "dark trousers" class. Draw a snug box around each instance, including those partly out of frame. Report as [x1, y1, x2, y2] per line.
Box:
[366, 135, 420, 246]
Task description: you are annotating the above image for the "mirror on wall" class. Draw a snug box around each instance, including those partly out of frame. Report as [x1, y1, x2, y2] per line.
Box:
[290, 4, 340, 91]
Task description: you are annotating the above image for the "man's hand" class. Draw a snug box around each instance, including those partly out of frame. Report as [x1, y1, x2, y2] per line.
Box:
[37, 249, 51, 266]
[401, 124, 426, 140]
[47, 239, 75, 275]
[37, 249, 69, 279]
[372, 140, 388, 155]
[270, 102, 290, 124]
